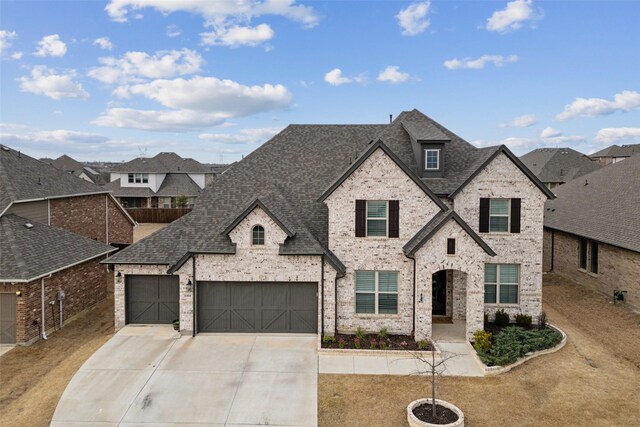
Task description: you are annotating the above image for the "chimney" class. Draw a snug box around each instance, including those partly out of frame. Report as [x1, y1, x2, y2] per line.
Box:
[389, 114, 393, 124]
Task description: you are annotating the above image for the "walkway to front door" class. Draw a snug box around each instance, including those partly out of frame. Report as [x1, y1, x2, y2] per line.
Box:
[52, 326, 318, 426]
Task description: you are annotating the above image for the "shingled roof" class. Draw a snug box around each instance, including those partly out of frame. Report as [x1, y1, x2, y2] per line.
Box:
[0, 214, 116, 282]
[111, 152, 211, 173]
[106, 110, 551, 268]
[590, 143, 640, 159]
[0, 145, 106, 216]
[544, 155, 640, 253]
[521, 147, 601, 184]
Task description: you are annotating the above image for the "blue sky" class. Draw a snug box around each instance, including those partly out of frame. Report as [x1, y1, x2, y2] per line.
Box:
[1, 0, 639, 163]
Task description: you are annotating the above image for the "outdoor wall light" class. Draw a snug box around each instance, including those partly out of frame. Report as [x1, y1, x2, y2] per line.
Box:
[15, 291, 22, 297]
[116, 272, 122, 278]
[187, 279, 193, 286]
[419, 293, 424, 303]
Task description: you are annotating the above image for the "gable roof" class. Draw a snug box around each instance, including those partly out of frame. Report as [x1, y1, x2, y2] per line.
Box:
[0, 145, 107, 216]
[403, 210, 496, 257]
[222, 198, 295, 237]
[0, 214, 116, 282]
[156, 173, 202, 197]
[48, 154, 85, 176]
[318, 139, 448, 211]
[521, 147, 602, 184]
[402, 120, 451, 141]
[544, 154, 640, 253]
[590, 143, 640, 159]
[110, 152, 211, 173]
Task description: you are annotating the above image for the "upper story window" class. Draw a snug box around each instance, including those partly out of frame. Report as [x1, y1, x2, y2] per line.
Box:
[479, 198, 521, 234]
[128, 173, 149, 184]
[424, 149, 440, 170]
[489, 199, 510, 232]
[355, 200, 399, 238]
[252, 225, 265, 245]
[366, 201, 388, 237]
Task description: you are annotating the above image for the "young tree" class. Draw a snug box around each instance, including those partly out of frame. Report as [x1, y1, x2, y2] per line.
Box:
[411, 350, 458, 417]
[175, 194, 189, 208]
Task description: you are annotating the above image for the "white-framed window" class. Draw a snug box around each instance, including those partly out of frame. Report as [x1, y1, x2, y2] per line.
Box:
[160, 197, 173, 208]
[128, 173, 149, 184]
[424, 149, 440, 170]
[355, 271, 398, 314]
[484, 264, 519, 304]
[252, 225, 265, 245]
[366, 201, 388, 237]
[489, 199, 510, 232]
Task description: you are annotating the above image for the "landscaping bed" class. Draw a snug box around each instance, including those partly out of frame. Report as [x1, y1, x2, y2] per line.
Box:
[322, 328, 433, 351]
[412, 402, 459, 425]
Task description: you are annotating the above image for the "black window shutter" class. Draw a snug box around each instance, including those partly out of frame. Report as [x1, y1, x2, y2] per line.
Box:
[510, 198, 521, 233]
[355, 200, 366, 237]
[447, 238, 456, 254]
[479, 198, 490, 233]
[389, 200, 399, 238]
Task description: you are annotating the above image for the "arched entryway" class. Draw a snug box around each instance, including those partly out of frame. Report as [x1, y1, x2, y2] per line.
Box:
[431, 269, 468, 341]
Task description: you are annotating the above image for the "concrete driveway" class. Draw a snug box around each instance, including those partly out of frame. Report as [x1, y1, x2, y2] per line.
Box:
[52, 326, 317, 426]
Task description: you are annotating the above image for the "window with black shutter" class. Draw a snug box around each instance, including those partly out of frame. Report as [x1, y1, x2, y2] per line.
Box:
[388, 200, 399, 238]
[355, 200, 366, 237]
[447, 238, 456, 255]
[510, 198, 521, 233]
[479, 198, 490, 233]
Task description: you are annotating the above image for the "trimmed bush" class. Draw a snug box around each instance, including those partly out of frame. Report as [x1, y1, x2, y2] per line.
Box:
[378, 327, 389, 340]
[515, 313, 533, 329]
[477, 326, 563, 366]
[494, 309, 510, 326]
[417, 340, 429, 350]
[473, 330, 492, 353]
[322, 335, 336, 344]
[355, 326, 365, 341]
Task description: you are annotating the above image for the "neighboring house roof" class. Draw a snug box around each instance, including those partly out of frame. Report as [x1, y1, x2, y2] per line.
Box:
[544, 154, 640, 253]
[590, 143, 640, 159]
[403, 210, 496, 257]
[156, 173, 202, 197]
[0, 213, 116, 282]
[111, 152, 211, 173]
[49, 154, 85, 176]
[0, 145, 107, 216]
[521, 147, 601, 184]
[105, 110, 550, 268]
[205, 163, 232, 174]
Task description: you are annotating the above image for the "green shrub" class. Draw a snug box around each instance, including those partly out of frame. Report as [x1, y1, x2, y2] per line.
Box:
[338, 338, 346, 349]
[378, 327, 388, 340]
[473, 330, 492, 353]
[417, 340, 429, 350]
[494, 309, 510, 326]
[355, 326, 366, 341]
[515, 313, 533, 329]
[370, 338, 377, 349]
[478, 326, 562, 366]
[354, 338, 361, 349]
[322, 335, 336, 344]
[380, 341, 389, 350]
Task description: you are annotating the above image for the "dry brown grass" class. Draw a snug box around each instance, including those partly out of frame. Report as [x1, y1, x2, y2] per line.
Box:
[319, 273, 640, 426]
[0, 297, 114, 427]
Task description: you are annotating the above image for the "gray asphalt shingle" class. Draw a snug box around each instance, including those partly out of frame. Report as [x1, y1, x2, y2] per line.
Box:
[521, 147, 601, 184]
[110, 152, 211, 173]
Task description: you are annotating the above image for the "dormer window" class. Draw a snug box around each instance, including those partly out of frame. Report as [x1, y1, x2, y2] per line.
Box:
[252, 225, 265, 245]
[425, 149, 440, 170]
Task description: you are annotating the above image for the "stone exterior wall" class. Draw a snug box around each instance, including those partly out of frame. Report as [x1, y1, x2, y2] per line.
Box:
[543, 227, 553, 272]
[324, 147, 442, 334]
[454, 152, 547, 321]
[452, 270, 467, 320]
[1, 257, 108, 344]
[50, 194, 133, 245]
[546, 229, 640, 310]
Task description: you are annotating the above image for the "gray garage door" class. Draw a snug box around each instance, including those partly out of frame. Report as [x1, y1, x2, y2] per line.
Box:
[198, 282, 317, 333]
[126, 275, 179, 324]
[0, 293, 16, 344]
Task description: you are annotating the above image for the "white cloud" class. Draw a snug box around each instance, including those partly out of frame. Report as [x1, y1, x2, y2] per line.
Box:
[377, 66, 410, 84]
[486, 0, 542, 34]
[93, 36, 113, 50]
[556, 90, 640, 121]
[92, 108, 229, 132]
[88, 48, 203, 84]
[324, 68, 366, 86]
[500, 114, 537, 128]
[34, 34, 67, 57]
[396, 1, 431, 36]
[201, 23, 274, 47]
[593, 127, 640, 144]
[10, 51, 23, 60]
[473, 137, 534, 150]
[166, 24, 181, 38]
[540, 126, 561, 138]
[444, 54, 518, 70]
[199, 126, 283, 144]
[18, 66, 89, 100]
[0, 30, 17, 53]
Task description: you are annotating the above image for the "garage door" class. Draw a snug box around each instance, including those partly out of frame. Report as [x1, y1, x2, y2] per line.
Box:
[126, 275, 179, 324]
[0, 293, 16, 344]
[197, 282, 317, 333]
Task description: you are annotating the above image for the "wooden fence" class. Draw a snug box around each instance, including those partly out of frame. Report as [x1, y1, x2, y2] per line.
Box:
[126, 208, 192, 223]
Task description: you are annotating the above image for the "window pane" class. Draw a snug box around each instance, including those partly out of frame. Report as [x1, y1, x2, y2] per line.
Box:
[367, 219, 387, 236]
[590, 241, 598, 273]
[484, 264, 497, 283]
[499, 265, 519, 284]
[490, 199, 509, 215]
[142, 174, 148, 183]
[128, 173, 134, 183]
[355, 271, 375, 292]
[499, 284, 518, 304]
[367, 201, 387, 218]
[252, 226, 264, 245]
[356, 293, 375, 313]
[425, 150, 439, 169]
[378, 272, 398, 292]
[489, 216, 509, 232]
[579, 238, 588, 269]
[378, 294, 398, 314]
[484, 284, 497, 303]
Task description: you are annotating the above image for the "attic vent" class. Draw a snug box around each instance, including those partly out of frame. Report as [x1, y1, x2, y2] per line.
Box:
[24, 222, 34, 229]
[1, 146, 9, 151]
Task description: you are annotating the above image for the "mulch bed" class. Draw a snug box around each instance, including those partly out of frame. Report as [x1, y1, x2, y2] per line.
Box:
[321, 333, 433, 351]
[412, 402, 459, 425]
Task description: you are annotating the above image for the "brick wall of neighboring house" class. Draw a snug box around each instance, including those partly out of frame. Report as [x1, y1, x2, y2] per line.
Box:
[1, 257, 108, 344]
[50, 194, 133, 245]
[545, 229, 640, 310]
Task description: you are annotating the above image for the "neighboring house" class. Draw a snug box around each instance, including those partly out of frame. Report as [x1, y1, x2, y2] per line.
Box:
[104, 152, 217, 209]
[521, 147, 601, 190]
[105, 110, 553, 342]
[0, 145, 136, 345]
[589, 143, 640, 165]
[543, 155, 640, 310]
[45, 154, 108, 185]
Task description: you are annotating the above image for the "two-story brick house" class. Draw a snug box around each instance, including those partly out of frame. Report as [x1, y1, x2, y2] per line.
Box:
[106, 110, 553, 341]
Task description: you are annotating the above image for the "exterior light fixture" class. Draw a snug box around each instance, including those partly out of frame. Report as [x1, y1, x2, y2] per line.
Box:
[15, 291, 22, 296]
[116, 272, 122, 278]
[187, 279, 193, 286]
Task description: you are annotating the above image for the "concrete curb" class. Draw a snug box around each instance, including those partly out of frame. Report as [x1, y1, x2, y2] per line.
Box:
[318, 347, 440, 357]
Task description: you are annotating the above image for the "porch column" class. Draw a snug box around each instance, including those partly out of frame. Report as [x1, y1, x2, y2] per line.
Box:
[465, 270, 485, 341]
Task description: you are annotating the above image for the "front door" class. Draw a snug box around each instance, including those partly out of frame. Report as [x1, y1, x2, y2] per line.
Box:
[432, 271, 447, 316]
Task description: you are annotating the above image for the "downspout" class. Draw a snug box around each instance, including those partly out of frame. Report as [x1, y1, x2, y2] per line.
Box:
[192, 254, 197, 337]
[320, 254, 324, 336]
[41, 274, 52, 340]
[334, 275, 340, 336]
[405, 253, 417, 336]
